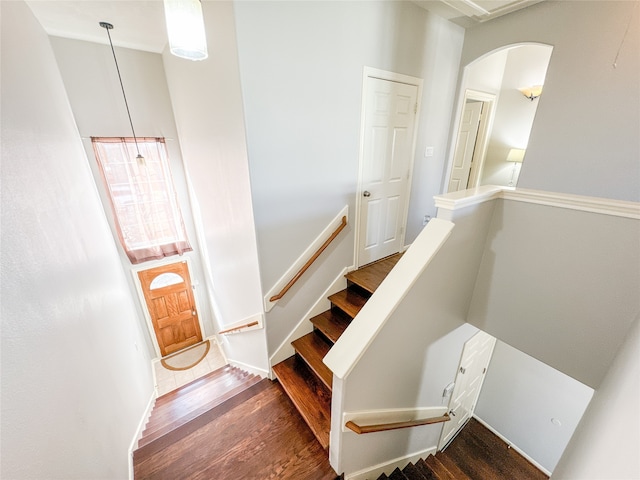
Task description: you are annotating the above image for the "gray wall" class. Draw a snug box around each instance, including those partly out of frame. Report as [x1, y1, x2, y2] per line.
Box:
[467, 199, 640, 389]
[233, 0, 465, 354]
[460, 0, 640, 201]
[476, 340, 594, 473]
[0, 2, 154, 478]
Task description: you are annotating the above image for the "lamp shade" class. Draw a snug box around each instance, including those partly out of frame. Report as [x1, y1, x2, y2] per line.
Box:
[164, 0, 208, 61]
[506, 148, 526, 163]
[519, 85, 543, 100]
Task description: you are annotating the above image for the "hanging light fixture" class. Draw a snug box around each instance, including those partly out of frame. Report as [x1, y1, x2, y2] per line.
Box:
[163, 0, 208, 61]
[99, 21, 145, 165]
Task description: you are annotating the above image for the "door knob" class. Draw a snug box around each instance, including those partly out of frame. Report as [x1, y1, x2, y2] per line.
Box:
[363, 191, 371, 197]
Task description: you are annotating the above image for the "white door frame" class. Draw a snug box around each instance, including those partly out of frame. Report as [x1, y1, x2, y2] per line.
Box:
[131, 257, 206, 359]
[463, 90, 496, 189]
[354, 67, 423, 268]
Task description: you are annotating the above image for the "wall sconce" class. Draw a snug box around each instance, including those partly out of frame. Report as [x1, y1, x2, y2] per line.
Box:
[164, 0, 208, 61]
[519, 85, 543, 101]
[507, 148, 525, 186]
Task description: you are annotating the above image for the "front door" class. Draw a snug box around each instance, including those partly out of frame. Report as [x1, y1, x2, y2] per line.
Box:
[447, 100, 483, 192]
[138, 261, 202, 357]
[357, 76, 419, 266]
[439, 330, 496, 450]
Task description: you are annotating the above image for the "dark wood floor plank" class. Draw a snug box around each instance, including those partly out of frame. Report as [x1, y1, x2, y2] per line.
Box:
[345, 253, 402, 294]
[134, 381, 336, 480]
[442, 418, 548, 480]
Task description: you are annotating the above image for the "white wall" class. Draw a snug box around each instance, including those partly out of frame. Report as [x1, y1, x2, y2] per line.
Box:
[233, 0, 464, 354]
[48, 35, 217, 357]
[163, 0, 268, 373]
[467, 199, 640, 389]
[480, 45, 552, 186]
[1, 2, 154, 478]
[475, 340, 594, 473]
[552, 315, 640, 479]
[460, 0, 640, 201]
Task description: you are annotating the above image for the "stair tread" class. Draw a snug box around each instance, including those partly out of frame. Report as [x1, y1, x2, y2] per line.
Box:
[435, 452, 471, 479]
[389, 467, 410, 480]
[134, 378, 271, 463]
[139, 374, 262, 446]
[328, 288, 368, 318]
[292, 332, 333, 390]
[415, 459, 438, 480]
[153, 365, 241, 407]
[309, 309, 351, 344]
[425, 455, 456, 480]
[345, 253, 402, 294]
[403, 462, 428, 480]
[272, 356, 331, 450]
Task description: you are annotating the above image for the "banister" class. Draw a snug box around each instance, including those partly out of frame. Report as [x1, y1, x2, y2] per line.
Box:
[269, 215, 347, 303]
[345, 413, 450, 434]
[218, 320, 259, 335]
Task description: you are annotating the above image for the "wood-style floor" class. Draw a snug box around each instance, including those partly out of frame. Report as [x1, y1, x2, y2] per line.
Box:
[443, 418, 549, 480]
[134, 379, 337, 480]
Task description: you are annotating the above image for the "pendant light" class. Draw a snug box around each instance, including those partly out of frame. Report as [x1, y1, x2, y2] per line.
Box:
[99, 21, 145, 165]
[163, 0, 208, 61]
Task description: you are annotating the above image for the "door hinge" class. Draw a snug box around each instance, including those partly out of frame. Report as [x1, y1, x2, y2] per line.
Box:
[482, 367, 487, 374]
[414, 103, 418, 114]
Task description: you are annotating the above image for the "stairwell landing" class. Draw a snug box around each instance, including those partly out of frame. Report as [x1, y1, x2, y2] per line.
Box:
[272, 253, 403, 449]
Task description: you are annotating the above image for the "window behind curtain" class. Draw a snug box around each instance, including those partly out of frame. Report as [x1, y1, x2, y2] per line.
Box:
[91, 137, 192, 264]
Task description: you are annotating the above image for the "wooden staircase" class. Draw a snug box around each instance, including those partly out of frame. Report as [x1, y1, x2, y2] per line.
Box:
[377, 453, 471, 480]
[134, 365, 261, 461]
[272, 253, 402, 449]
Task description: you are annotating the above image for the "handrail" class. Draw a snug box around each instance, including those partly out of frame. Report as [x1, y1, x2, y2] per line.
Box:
[269, 215, 347, 302]
[345, 413, 450, 434]
[218, 320, 259, 335]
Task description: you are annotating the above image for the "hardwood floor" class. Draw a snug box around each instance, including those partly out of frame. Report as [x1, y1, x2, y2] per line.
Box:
[442, 418, 548, 480]
[134, 379, 337, 480]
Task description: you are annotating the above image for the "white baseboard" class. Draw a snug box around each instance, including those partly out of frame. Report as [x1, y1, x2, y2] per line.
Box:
[473, 414, 551, 477]
[268, 266, 351, 375]
[227, 358, 269, 379]
[345, 446, 437, 480]
[128, 389, 156, 479]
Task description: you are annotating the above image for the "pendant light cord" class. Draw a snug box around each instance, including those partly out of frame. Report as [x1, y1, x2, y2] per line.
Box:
[100, 22, 142, 158]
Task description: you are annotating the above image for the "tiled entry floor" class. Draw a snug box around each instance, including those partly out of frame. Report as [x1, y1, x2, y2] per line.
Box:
[153, 339, 227, 396]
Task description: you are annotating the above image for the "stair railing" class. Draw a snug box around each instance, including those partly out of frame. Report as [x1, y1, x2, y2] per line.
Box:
[218, 320, 260, 335]
[345, 413, 450, 434]
[268, 214, 347, 304]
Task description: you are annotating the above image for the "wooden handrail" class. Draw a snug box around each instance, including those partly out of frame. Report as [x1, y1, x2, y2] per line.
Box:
[269, 215, 347, 303]
[218, 321, 259, 335]
[345, 413, 450, 434]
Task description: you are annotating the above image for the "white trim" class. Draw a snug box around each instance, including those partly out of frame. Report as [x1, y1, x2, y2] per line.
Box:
[473, 414, 552, 477]
[264, 205, 349, 312]
[342, 406, 448, 433]
[434, 186, 640, 219]
[131, 257, 207, 359]
[344, 445, 438, 480]
[226, 358, 269, 379]
[128, 389, 156, 480]
[268, 267, 351, 378]
[354, 67, 423, 268]
[463, 90, 497, 189]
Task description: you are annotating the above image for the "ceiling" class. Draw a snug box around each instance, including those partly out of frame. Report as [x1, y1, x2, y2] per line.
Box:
[26, 0, 544, 54]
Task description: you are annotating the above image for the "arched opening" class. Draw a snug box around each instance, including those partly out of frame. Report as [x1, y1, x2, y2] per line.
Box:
[446, 43, 553, 192]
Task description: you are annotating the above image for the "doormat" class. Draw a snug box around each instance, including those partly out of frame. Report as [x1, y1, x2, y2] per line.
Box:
[161, 340, 210, 371]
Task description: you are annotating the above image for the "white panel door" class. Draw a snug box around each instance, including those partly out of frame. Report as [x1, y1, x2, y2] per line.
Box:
[358, 77, 418, 266]
[439, 330, 496, 450]
[447, 100, 483, 192]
